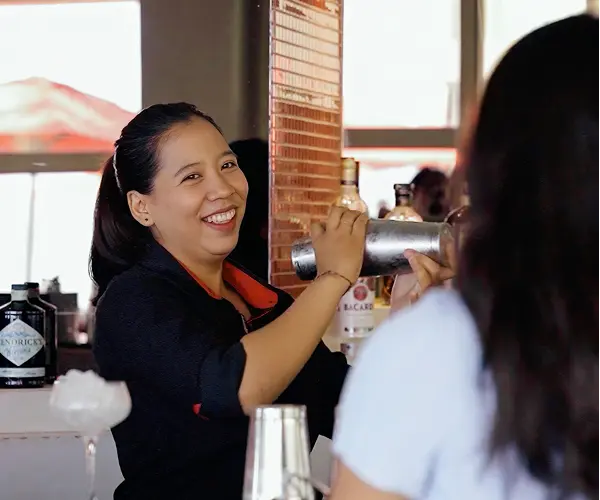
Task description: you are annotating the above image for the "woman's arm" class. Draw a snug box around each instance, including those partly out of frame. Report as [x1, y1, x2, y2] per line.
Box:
[239, 273, 349, 410]
[239, 207, 367, 413]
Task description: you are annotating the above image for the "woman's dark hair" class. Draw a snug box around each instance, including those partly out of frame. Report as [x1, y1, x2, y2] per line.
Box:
[90, 103, 221, 303]
[457, 15, 598, 497]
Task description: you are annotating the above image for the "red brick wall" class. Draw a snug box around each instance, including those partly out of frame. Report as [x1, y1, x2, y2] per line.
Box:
[269, 0, 343, 296]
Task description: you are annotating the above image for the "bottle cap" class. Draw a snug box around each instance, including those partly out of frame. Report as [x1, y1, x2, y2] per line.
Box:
[25, 282, 40, 289]
[11, 284, 28, 291]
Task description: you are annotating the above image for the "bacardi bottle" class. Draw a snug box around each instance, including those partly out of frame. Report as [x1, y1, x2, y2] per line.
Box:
[26, 282, 58, 384]
[331, 158, 374, 363]
[0, 284, 46, 388]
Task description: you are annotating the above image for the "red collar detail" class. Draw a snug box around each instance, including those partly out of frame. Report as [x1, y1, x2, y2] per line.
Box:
[179, 261, 278, 310]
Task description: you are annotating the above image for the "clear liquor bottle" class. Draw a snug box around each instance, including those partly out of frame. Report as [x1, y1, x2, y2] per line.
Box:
[331, 158, 373, 363]
[385, 183, 423, 222]
[380, 184, 423, 305]
[0, 284, 46, 388]
[26, 282, 58, 384]
[332, 157, 368, 212]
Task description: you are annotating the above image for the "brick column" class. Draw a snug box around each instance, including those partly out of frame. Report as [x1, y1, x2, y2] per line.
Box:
[268, 0, 343, 296]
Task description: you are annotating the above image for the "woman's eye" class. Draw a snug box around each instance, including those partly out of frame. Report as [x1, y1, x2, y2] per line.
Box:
[183, 173, 201, 182]
[222, 161, 238, 170]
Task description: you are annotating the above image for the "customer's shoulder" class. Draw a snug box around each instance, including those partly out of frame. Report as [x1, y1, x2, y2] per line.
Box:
[381, 287, 472, 338]
[359, 288, 480, 375]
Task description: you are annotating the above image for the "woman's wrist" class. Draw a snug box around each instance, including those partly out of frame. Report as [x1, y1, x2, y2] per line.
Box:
[314, 270, 353, 296]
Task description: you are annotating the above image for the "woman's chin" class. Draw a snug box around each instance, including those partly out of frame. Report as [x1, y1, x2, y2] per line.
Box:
[202, 237, 239, 259]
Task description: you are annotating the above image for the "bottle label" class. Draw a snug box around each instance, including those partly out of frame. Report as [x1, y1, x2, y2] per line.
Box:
[0, 319, 45, 367]
[0, 367, 45, 378]
[334, 278, 375, 334]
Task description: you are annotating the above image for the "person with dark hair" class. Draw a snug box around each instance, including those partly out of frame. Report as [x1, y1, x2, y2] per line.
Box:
[90, 102, 368, 499]
[410, 167, 449, 222]
[331, 14, 598, 500]
[228, 138, 269, 280]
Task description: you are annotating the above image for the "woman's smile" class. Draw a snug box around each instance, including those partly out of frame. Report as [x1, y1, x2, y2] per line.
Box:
[201, 207, 238, 232]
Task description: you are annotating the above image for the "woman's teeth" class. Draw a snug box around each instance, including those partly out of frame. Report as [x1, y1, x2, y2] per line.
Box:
[203, 209, 236, 224]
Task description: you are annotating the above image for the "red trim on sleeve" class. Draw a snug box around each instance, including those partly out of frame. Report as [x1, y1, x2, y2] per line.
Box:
[192, 403, 209, 421]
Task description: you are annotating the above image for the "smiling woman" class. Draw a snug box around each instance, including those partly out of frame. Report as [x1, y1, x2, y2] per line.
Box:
[89, 102, 369, 500]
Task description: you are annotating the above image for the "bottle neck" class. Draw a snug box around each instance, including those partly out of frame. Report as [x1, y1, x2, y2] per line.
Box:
[28, 288, 40, 299]
[395, 195, 411, 207]
[11, 290, 28, 301]
[340, 181, 359, 196]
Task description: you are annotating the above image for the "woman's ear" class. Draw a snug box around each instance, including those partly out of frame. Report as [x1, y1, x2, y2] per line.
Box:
[127, 191, 154, 227]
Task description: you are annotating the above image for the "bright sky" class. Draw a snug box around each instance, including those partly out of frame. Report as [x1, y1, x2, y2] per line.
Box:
[0, 1, 141, 112]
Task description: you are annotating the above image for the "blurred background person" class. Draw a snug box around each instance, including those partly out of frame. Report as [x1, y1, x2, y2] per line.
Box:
[410, 167, 449, 222]
[331, 14, 598, 500]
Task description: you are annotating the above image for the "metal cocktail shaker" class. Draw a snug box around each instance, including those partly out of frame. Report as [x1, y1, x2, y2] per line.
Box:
[243, 405, 315, 500]
[291, 219, 453, 280]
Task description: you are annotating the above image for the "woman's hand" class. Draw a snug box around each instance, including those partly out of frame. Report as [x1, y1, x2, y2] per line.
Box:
[389, 243, 456, 312]
[311, 206, 369, 284]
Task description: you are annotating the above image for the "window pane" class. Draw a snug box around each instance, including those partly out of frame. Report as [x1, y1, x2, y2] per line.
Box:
[343, 0, 460, 128]
[483, 0, 588, 78]
[0, 173, 32, 290]
[30, 173, 100, 310]
[0, 1, 140, 154]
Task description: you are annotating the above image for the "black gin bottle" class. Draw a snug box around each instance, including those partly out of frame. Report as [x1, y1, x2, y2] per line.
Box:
[0, 284, 46, 388]
[26, 282, 58, 383]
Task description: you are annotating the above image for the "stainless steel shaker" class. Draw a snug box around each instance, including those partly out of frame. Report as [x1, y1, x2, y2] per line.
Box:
[291, 219, 454, 281]
[243, 405, 315, 500]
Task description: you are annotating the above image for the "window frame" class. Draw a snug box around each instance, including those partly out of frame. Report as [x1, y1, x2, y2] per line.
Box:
[344, 0, 597, 153]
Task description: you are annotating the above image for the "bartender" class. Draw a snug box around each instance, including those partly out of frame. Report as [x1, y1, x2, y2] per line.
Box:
[90, 103, 367, 500]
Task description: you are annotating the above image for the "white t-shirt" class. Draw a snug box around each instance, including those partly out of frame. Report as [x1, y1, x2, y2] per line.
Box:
[333, 288, 566, 500]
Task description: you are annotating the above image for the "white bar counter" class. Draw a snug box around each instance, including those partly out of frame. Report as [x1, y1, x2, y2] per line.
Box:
[0, 388, 123, 500]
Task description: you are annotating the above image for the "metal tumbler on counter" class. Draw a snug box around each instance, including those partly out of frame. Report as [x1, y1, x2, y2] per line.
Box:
[243, 405, 315, 500]
[291, 219, 454, 280]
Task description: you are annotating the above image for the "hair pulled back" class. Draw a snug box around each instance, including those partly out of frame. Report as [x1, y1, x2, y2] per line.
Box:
[90, 103, 221, 302]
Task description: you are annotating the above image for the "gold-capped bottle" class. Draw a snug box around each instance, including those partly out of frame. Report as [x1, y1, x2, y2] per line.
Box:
[331, 158, 373, 363]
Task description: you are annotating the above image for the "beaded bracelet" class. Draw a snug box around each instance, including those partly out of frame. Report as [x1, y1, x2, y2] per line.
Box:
[315, 270, 354, 293]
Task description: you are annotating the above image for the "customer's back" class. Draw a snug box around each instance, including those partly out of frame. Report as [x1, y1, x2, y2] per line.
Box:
[332, 14, 598, 500]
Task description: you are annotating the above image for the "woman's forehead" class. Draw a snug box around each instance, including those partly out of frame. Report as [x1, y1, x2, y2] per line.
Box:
[158, 119, 228, 168]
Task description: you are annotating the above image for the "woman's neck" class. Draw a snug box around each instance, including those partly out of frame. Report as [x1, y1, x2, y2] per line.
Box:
[160, 241, 226, 295]
[184, 259, 225, 295]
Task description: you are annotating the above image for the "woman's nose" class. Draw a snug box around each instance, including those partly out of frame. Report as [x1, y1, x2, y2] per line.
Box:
[205, 171, 235, 201]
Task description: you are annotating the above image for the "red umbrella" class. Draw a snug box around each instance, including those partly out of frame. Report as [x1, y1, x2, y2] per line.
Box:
[0, 77, 135, 153]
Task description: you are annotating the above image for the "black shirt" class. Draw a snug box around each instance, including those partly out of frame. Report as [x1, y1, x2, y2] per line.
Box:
[93, 241, 349, 500]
